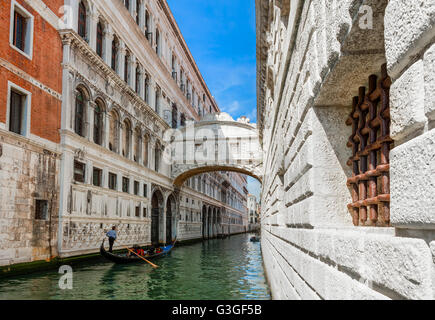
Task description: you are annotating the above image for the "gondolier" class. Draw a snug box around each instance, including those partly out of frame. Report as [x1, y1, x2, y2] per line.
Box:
[106, 226, 117, 253]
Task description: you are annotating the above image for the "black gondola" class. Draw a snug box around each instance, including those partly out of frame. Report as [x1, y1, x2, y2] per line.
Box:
[250, 236, 260, 242]
[100, 239, 176, 264]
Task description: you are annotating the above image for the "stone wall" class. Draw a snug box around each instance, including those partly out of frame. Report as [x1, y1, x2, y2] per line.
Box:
[257, 0, 435, 299]
[0, 131, 60, 266]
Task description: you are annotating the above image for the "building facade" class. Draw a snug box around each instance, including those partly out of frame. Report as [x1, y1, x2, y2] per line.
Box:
[247, 193, 260, 231]
[0, 0, 248, 267]
[0, 0, 63, 266]
[257, 0, 435, 299]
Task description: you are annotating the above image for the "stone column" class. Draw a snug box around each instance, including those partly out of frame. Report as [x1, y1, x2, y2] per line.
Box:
[117, 40, 126, 80]
[88, 101, 96, 143]
[89, 10, 99, 52]
[103, 111, 110, 149]
[117, 119, 123, 156]
[103, 25, 114, 66]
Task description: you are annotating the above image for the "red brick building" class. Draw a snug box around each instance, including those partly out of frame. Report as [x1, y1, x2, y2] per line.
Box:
[0, 0, 63, 266]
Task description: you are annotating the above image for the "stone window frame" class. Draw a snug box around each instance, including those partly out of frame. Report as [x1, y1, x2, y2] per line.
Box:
[34, 199, 49, 220]
[9, 0, 34, 60]
[6, 81, 32, 138]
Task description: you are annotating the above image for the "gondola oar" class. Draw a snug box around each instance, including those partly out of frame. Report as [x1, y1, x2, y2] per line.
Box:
[124, 246, 159, 268]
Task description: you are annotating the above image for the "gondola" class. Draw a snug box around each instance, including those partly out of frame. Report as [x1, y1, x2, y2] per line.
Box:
[250, 236, 260, 242]
[100, 239, 176, 264]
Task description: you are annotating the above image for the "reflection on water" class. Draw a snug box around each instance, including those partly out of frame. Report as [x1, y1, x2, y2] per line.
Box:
[0, 234, 270, 300]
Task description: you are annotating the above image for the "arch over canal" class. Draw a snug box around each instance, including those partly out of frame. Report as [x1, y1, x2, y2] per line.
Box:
[163, 113, 264, 187]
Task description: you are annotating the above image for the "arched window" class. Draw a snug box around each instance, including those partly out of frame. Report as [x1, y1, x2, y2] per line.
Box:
[96, 21, 104, 58]
[172, 104, 178, 128]
[124, 51, 130, 84]
[143, 135, 149, 167]
[155, 28, 160, 56]
[145, 10, 151, 44]
[180, 113, 186, 127]
[108, 110, 119, 152]
[135, 65, 141, 95]
[154, 144, 160, 172]
[94, 100, 104, 145]
[155, 86, 160, 114]
[75, 89, 86, 137]
[122, 120, 131, 158]
[111, 36, 118, 71]
[78, 1, 87, 40]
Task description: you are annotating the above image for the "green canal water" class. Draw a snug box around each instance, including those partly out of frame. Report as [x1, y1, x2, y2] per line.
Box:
[0, 233, 270, 300]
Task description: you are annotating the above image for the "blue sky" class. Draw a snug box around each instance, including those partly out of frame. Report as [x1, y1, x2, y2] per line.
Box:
[167, 0, 261, 201]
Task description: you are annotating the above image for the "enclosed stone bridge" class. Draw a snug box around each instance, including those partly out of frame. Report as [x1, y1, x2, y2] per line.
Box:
[163, 113, 263, 186]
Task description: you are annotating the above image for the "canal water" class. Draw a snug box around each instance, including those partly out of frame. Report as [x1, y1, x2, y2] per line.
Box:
[0, 233, 270, 300]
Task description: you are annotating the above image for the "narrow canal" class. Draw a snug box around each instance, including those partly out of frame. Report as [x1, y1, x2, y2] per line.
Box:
[0, 233, 270, 300]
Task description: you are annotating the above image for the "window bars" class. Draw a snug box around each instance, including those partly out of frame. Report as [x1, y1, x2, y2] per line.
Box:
[346, 64, 393, 227]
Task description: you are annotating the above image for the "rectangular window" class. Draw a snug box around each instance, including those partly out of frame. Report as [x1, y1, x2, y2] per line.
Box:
[143, 207, 147, 218]
[13, 11, 27, 51]
[122, 177, 130, 193]
[35, 199, 48, 220]
[74, 161, 86, 183]
[10, 2, 33, 58]
[9, 90, 24, 135]
[108, 172, 117, 190]
[134, 181, 139, 196]
[143, 184, 148, 198]
[93, 167, 102, 187]
[135, 206, 140, 217]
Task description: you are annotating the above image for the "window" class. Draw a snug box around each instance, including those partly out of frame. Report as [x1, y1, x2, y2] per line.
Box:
[74, 161, 86, 183]
[155, 87, 160, 114]
[124, 0, 130, 10]
[155, 28, 160, 56]
[35, 200, 48, 220]
[111, 36, 119, 71]
[143, 184, 148, 198]
[135, 66, 141, 95]
[94, 101, 103, 145]
[145, 10, 152, 45]
[143, 207, 147, 217]
[134, 181, 139, 195]
[108, 172, 117, 190]
[172, 104, 178, 128]
[124, 51, 130, 84]
[122, 120, 131, 157]
[93, 167, 102, 187]
[8, 87, 29, 136]
[143, 135, 149, 167]
[75, 89, 86, 137]
[144, 75, 150, 104]
[10, 1, 34, 58]
[96, 21, 103, 58]
[180, 113, 186, 127]
[122, 177, 130, 193]
[134, 128, 140, 162]
[78, 1, 87, 40]
[135, 206, 140, 217]
[154, 145, 160, 172]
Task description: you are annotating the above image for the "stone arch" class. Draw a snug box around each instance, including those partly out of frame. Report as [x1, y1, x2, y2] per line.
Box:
[151, 189, 164, 246]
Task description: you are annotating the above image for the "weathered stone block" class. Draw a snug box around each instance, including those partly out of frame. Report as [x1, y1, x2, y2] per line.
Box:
[384, 0, 435, 77]
[390, 60, 427, 141]
[391, 129, 435, 228]
[424, 43, 435, 121]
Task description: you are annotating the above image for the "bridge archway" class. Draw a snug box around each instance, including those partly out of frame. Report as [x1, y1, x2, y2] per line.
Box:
[164, 113, 263, 187]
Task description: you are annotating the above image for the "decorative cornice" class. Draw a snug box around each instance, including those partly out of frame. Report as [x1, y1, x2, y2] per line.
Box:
[59, 29, 170, 132]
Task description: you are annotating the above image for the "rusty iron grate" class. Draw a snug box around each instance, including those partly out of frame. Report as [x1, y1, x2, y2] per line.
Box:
[346, 64, 393, 227]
